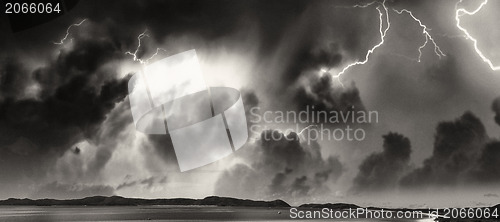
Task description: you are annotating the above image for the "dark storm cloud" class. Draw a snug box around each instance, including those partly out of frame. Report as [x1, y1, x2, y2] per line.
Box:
[295, 74, 366, 117]
[0, 0, 309, 63]
[262, 0, 386, 92]
[1, 0, 316, 191]
[60, 0, 381, 95]
[33, 38, 125, 98]
[399, 111, 500, 189]
[351, 103, 500, 193]
[32, 181, 115, 199]
[492, 97, 500, 126]
[215, 130, 343, 201]
[281, 41, 342, 84]
[86, 0, 250, 41]
[0, 0, 325, 58]
[351, 132, 412, 193]
[0, 0, 374, 182]
[0, 33, 131, 186]
[82, 0, 311, 51]
[260, 6, 369, 123]
[49, 99, 135, 186]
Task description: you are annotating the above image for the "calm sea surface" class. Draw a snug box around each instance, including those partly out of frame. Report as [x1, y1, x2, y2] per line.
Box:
[0, 206, 431, 221]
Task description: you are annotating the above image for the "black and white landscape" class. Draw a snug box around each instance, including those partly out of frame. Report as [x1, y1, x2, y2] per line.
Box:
[1, 0, 500, 221]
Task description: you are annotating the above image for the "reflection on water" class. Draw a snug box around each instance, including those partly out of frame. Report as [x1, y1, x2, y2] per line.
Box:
[0, 206, 427, 221]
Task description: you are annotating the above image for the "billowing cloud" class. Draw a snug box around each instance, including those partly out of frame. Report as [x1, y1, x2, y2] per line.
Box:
[399, 110, 500, 189]
[214, 130, 343, 203]
[351, 106, 500, 194]
[295, 74, 366, 119]
[0, 26, 131, 198]
[351, 132, 412, 193]
[282, 42, 342, 85]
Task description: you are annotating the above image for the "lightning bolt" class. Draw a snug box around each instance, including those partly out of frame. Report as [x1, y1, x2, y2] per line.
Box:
[125, 30, 167, 64]
[330, 1, 447, 87]
[353, 1, 378, 8]
[331, 0, 390, 87]
[53, 19, 87, 45]
[393, 9, 446, 62]
[455, 0, 500, 71]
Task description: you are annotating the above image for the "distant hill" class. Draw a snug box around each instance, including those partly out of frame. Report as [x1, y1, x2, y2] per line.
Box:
[0, 196, 290, 208]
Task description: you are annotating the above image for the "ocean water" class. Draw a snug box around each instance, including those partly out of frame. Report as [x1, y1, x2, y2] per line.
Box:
[0, 206, 430, 221]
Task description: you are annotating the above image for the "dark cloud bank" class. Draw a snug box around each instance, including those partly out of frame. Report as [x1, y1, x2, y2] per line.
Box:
[0, 36, 131, 196]
[351, 98, 500, 194]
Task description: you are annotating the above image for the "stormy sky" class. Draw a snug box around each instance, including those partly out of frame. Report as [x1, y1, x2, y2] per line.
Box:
[1, 0, 500, 208]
